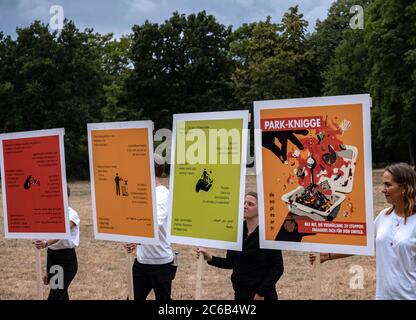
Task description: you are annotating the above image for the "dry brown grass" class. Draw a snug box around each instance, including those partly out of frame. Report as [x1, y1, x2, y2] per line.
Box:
[0, 170, 386, 300]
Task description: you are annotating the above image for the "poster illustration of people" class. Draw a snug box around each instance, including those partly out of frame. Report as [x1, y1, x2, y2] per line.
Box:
[254, 95, 374, 255]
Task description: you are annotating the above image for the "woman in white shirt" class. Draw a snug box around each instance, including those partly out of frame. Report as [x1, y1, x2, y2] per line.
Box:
[309, 162, 416, 300]
[33, 186, 80, 300]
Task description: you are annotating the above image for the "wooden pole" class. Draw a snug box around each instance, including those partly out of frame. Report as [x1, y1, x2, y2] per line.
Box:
[34, 248, 44, 300]
[127, 252, 134, 300]
[195, 253, 204, 300]
[313, 253, 321, 300]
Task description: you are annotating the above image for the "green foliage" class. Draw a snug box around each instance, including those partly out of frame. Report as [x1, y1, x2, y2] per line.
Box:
[1, 3, 416, 178]
[98, 35, 139, 121]
[230, 6, 316, 109]
[309, 0, 370, 94]
[0, 21, 105, 178]
[314, 0, 416, 164]
[323, 29, 368, 95]
[365, 0, 416, 164]
[126, 11, 235, 129]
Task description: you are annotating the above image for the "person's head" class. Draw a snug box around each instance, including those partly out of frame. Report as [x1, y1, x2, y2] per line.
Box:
[244, 192, 258, 220]
[382, 162, 416, 221]
[154, 153, 165, 178]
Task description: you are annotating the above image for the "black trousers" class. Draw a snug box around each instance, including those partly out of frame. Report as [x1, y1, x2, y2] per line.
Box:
[46, 248, 78, 300]
[132, 259, 176, 301]
[233, 285, 278, 300]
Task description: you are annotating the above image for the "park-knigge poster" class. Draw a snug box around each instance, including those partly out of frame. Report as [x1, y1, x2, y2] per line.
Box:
[255, 95, 374, 255]
[88, 121, 158, 244]
[168, 111, 248, 250]
[0, 129, 70, 239]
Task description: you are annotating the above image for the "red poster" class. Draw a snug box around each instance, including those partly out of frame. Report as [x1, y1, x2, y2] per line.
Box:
[0, 129, 70, 239]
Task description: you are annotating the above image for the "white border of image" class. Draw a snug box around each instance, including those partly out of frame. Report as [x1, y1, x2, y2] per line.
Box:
[87, 121, 159, 244]
[168, 111, 249, 251]
[254, 94, 375, 256]
[0, 128, 71, 240]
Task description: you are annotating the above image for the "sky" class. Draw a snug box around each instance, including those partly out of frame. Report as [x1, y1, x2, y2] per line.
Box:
[0, 0, 335, 38]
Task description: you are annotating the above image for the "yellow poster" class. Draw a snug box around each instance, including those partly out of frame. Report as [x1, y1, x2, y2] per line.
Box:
[254, 95, 374, 256]
[168, 111, 249, 250]
[88, 121, 158, 244]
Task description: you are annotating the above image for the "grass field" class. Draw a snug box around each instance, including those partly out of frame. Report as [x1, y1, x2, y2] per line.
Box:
[0, 170, 386, 300]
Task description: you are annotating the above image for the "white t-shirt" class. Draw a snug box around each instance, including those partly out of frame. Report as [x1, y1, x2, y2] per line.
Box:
[375, 208, 416, 300]
[48, 207, 80, 250]
[136, 185, 173, 265]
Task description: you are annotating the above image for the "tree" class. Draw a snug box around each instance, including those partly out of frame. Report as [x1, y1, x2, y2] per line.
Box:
[0, 32, 17, 132]
[230, 6, 314, 108]
[126, 11, 235, 129]
[97, 34, 139, 121]
[365, 0, 416, 164]
[1, 22, 59, 132]
[280, 5, 309, 52]
[280, 6, 318, 98]
[308, 0, 370, 95]
[229, 17, 280, 108]
[323, 28, 369, 95]
[0, 21, 106, 178]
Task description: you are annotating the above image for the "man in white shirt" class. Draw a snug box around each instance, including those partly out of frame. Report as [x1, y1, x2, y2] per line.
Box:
[125, 153, 176, 300]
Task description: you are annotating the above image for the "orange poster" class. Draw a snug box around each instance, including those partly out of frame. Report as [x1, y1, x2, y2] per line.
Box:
[0, 129, 70, 239]
[254, 95, 374, 255]
[88, 121, 158, 244]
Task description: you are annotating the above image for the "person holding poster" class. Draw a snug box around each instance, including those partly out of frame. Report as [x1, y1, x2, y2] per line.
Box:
[310, 163, 416, 300]
[124, 154, 176, 300]
[33, 186, 80, 300]
[197, 192, 284, 300]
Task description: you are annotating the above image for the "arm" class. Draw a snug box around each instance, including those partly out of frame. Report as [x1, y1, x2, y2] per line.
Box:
[33, 208, 80, 250]
[256, 250, 284, 297]
[197, 248, 234, 269]
[309, 253, 353, 264]
[208, 250, 234, 270]
[325, 253, 353, 262]
[69, 208, 80, 230]
[45, 239, 60, 247]
[209, 252, 234, 269]
[33, 239, 60, 249]
[156, 191, 169, 228]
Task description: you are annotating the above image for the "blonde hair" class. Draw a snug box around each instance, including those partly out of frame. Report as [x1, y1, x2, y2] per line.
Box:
[385, 162, 416, 223]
